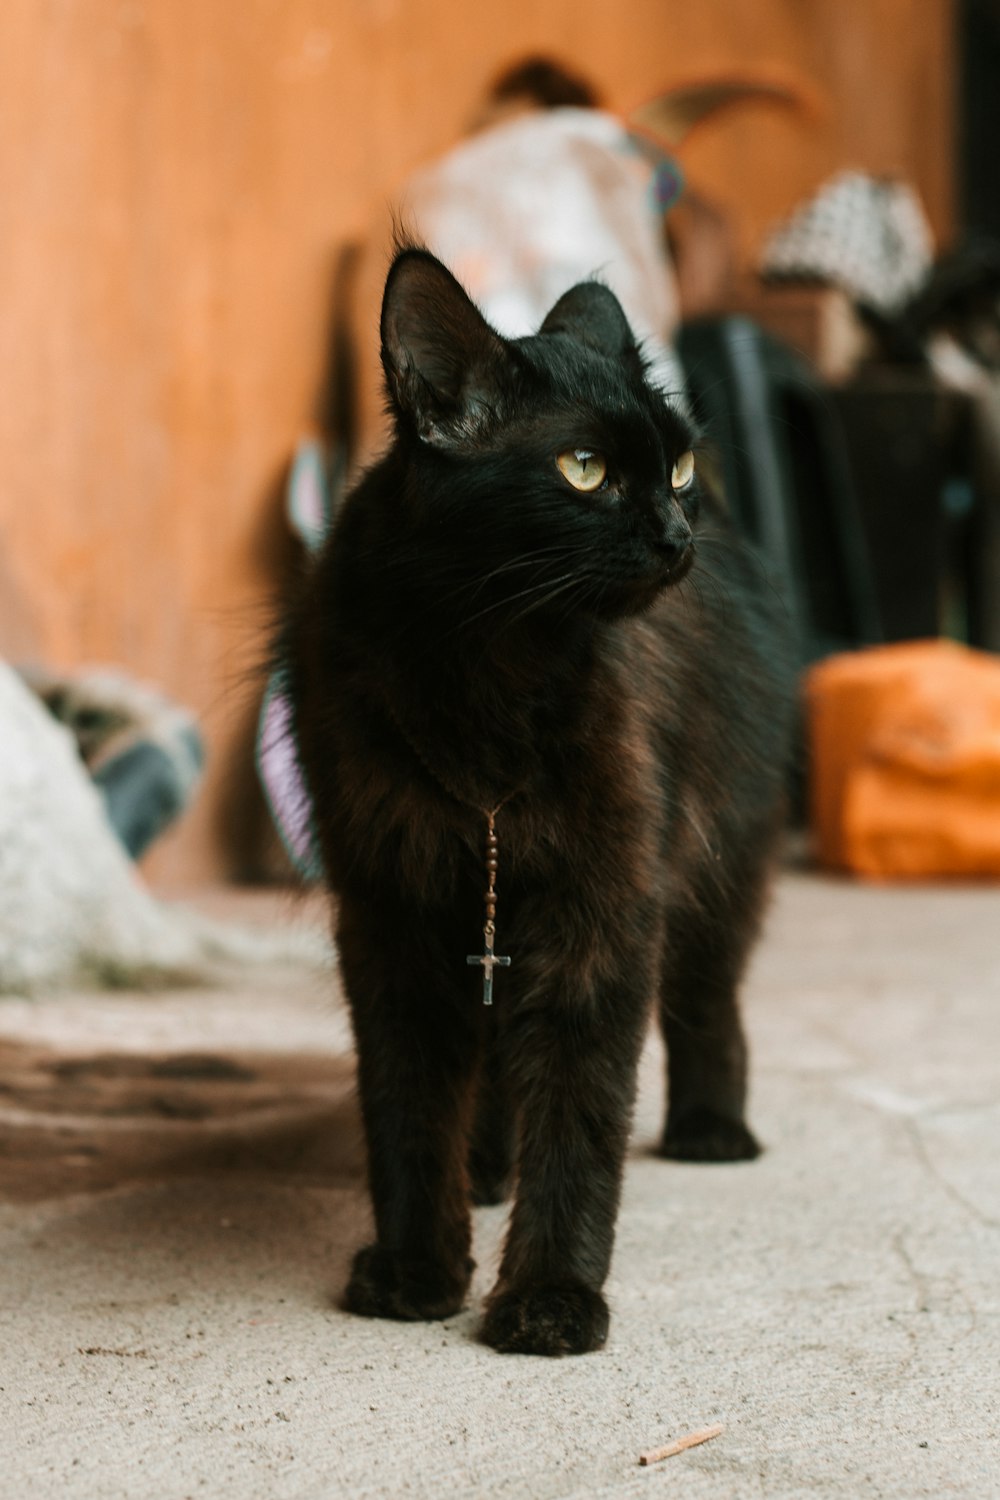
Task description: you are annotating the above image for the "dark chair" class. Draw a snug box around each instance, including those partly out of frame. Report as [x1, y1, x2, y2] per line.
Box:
[679, 316, 883, 664]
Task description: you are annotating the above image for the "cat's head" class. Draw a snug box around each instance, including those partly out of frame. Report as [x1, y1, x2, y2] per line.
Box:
[379, 247, 700, 623]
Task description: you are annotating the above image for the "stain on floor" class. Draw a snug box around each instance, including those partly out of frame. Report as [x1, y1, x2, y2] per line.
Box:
[0, 1040, 362, 1200]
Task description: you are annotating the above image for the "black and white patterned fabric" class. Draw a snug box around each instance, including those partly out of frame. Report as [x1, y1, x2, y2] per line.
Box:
[20, 665, 204, 860]
[760, 170, 933, 316]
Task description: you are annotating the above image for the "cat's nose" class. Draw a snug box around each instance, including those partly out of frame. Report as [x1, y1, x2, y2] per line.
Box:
[654, 520, 693, 568]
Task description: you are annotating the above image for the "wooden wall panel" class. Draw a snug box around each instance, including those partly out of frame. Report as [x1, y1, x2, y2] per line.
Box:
[0, 0, 954, 883]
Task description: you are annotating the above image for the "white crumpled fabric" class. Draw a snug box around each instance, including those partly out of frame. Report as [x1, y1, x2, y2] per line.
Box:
[0, 663, 328, 992]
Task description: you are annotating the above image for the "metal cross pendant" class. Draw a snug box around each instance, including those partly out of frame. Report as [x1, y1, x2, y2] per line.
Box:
[466, 806, 511, 1005]
[467, 922, 511, 1007]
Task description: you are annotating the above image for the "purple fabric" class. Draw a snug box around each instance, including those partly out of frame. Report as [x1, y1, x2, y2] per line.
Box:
[256, 677, 322, 879]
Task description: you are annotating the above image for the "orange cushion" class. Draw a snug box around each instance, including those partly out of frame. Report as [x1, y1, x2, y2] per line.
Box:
[805, 640, 1000, 879]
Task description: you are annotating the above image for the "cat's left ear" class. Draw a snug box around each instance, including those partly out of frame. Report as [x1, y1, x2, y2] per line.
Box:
[539, 281, 640, 360]
[380, 249, 511, 448]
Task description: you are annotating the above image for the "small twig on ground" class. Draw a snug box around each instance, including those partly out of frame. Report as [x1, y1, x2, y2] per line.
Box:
[638, 1423, 724, 1466]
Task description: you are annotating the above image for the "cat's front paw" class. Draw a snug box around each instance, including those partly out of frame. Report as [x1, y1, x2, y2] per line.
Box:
[341, 1244, 473, 1322]
[480, 1281, 609, 1356]
[659, 1106, 762, 1162]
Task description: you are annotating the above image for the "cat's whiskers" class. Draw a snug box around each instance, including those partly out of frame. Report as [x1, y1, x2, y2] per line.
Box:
[441, 543, 591, 609]
[456, 568, 587, 634]
[469, 574, 596, 680]
[682, 561, 739, 629]
[502, 573, 595, 634]
[695, 535, 793, 620]
[553, 574, 603, 631]
[674, 572, 708, 624]
[351, 540, 593, 615]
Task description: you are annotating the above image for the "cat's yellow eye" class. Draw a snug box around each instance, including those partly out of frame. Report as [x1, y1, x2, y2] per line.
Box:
[556, 449, 607, 493]
[671, 450, 695, 491]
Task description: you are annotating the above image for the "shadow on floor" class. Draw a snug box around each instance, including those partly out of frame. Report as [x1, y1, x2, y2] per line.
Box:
[0, 1041, 364, 1202]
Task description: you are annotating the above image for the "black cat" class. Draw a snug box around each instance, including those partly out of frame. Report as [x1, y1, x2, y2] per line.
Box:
[282, 247, 796, 1356]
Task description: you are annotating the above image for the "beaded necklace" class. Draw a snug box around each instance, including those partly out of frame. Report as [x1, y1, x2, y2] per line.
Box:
[387, 705, 518, 1006]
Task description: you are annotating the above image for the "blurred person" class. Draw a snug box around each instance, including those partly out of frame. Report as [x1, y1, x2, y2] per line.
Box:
[349, 58, 690, 468]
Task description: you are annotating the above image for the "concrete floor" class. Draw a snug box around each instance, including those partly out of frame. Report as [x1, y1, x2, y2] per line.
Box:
[0, 874, 997, 1499]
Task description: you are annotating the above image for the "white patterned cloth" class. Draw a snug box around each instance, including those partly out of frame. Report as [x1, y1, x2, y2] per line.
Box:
[761, 170, 934, 317]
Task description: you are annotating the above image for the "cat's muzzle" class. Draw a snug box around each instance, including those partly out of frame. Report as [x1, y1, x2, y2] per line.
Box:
[660, 541, 695, 586]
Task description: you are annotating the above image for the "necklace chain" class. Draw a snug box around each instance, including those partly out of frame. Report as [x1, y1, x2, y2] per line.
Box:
[384, 701, 517, 1004]
[383, 700, 519, 819]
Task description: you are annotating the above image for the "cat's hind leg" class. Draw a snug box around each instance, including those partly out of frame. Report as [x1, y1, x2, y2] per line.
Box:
[657, 872, 767, 1163]
[467, 1013, 516, 1205]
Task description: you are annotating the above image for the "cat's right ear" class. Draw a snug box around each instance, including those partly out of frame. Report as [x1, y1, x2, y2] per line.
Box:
[540, 281, 639, 360]
[380, 250, 510, 448]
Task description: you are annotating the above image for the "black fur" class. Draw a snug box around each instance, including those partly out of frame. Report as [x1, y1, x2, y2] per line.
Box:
[282, 249, 796, 1355]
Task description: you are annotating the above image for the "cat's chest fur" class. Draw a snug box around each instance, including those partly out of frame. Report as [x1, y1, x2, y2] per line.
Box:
[293, 599, 667, 918]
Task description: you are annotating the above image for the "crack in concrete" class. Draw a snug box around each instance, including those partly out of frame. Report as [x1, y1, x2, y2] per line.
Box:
[892, 1230, 932, 1316]
[904, 1117, 1000, 1232]
[891, 1229, 980, 1366]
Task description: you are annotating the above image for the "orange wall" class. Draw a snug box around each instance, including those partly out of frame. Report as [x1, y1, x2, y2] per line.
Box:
[0, 0, 954, 884]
